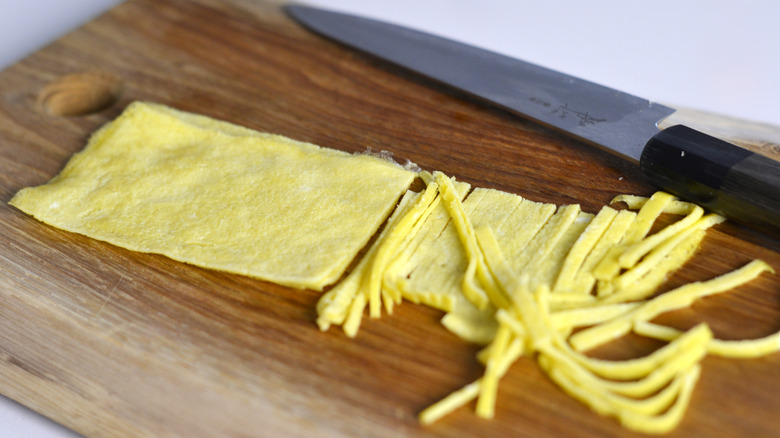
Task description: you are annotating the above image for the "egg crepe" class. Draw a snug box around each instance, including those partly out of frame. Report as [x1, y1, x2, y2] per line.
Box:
[9, 102, 416, 290]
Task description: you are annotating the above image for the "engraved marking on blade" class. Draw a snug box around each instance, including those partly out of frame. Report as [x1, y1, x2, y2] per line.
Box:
[530, 97, 606, 127]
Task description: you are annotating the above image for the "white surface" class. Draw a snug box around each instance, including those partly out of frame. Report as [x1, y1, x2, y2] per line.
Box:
[1, 0, 778, 436]
[301, 0, 780, 126]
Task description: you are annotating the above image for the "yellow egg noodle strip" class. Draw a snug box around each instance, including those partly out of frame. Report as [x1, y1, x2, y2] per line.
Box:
[594, 197, 711, 299]
[432, 172, 500, 310]
[528, 211, 594, 291]
[380, 181, 449, 309]
[419, 337, 525, 425]
[540, 349, 693, 417]
[630, 258, 773, 323]
[592, 191, 676, 285]
[344, 184, 440, 335]
[634, 321, 780, 359]
[472, 230, 547, 417]
[461, 187, 526, 309]
[419, 380, 482, 426]
[545, 292, 598, 311]
[383, 179, 472, 312]
[533, 287, 712, 383]
[569, 259, 774, 352]
[548, 302, 641, 336]
[366, 181, 441, 318]
[498, 198, 558, 271]
[319, 175, 473, 335]
[322, 174, 540, 340]
[319, 174, 475, 335]
[390, 184, 548, 343]
[430, 179, 491, 309]
[533, 293, 704, 433]
[409, 185, 549, 344]
[621, 191, 676, 244]
[380, 182, 449, 309]
[553, 206, 618, 293]
[475, 324, 512, 418]
[616, 365, 701, 436]
[516, 204, 582, 278]
[439, 299, 498, 346]
[343, 292, 367, 338]
[618, 205, 704, 268]
[551, 332, 709, 399]
[535, 284, 710, 398]
[315, 190, 421, 331]
[542, 356, 702, 435]
[600, 228, 707, 304]
[572, 209, 637, 296]
[612, 194, 697, 216]
[611, 214, 725, 291]
[539, 342, 704, 420]
[376, 189, 442, 314]
[617, 204, 704, 268]
[469, 226, 717, 432]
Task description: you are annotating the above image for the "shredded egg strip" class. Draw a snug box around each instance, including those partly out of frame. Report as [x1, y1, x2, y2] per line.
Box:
[419, 190, 772, 433]
[314, 176, 776, 433]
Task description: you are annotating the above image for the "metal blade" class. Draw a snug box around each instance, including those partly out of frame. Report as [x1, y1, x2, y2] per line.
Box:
[286, 5, 676, 162]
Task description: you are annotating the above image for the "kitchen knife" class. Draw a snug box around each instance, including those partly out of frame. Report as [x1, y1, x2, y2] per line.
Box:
[285, 4, 780, 236]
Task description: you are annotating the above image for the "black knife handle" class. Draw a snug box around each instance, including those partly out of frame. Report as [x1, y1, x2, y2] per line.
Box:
[640, 124, 780, 236]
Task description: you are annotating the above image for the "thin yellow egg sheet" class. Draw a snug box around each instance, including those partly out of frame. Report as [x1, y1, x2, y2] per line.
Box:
[9, 102, 416, 290]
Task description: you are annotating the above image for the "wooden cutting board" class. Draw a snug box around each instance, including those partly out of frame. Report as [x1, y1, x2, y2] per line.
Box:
[1, 0, 779, 436]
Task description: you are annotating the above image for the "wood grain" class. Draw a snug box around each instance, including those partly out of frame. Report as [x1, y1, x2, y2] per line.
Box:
[0, 1, 778, 437]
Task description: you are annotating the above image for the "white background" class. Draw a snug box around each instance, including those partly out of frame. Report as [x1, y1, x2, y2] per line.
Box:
[1, 0, 779, 436]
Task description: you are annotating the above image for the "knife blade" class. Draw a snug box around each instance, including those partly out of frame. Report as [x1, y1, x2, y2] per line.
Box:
[285, 4, 780, 237]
